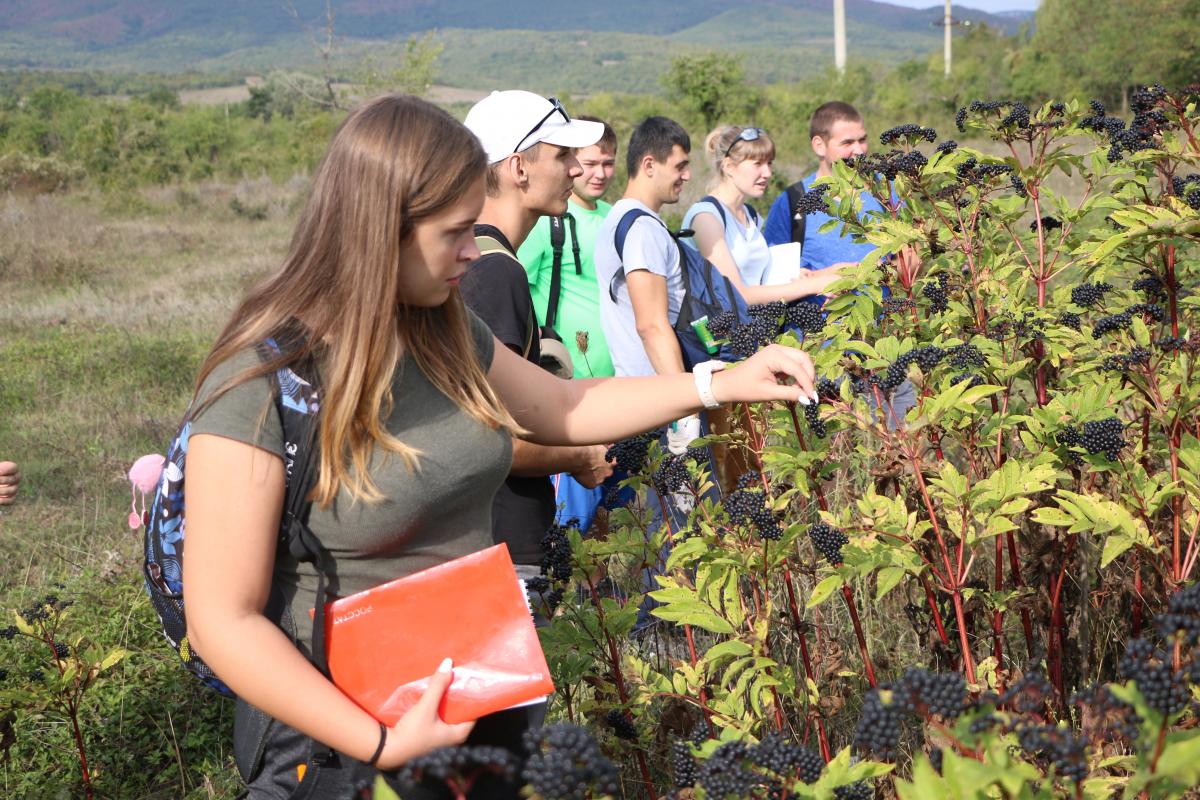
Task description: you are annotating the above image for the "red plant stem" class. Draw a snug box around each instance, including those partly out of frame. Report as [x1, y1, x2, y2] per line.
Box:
[1006, 532, 1036, 656]
[992, 534, 1005, 667]
[792, 618, 831, 762]
[582, 571, 656, 795]
[1132, 557, 1145, 638]
[68, 699, 94, 800]
[841, 583, 877, 687]
[922, 576, 951, 646]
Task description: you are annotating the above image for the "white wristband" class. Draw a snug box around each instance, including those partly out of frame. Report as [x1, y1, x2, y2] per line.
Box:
[693, 360, 726, 410]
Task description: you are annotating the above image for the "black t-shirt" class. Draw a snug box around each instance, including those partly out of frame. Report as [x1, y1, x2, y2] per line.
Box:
[459, 224, 554, 567]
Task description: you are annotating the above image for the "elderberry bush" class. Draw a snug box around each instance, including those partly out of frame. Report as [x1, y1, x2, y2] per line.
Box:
[809, 522, 848, 566]
[521, 724, 619, 800]
[922, 273, 949, 314]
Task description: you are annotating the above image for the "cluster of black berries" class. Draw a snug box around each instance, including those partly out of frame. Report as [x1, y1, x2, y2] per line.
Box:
[883, 297, 915, 316]
[1100, 346, 1151, 372]
[954, 106, 968, 132]
[804, 400, 827, 439]
[847, 150, 927, 181]
[751, 733, 824, 785]
[1156, 583, 1200, 648]
[949, 372, 983, 388]
[605, 432, 656, 474]
[1058, 311, 1081, 332]
[853, 683, 907, 760]
[873, 345, 946, 393]
[879, 124, 937, 145]
[1172, 174, 1200, 210]
[1157, 336, 1190, 352]
[1016, 723, 1089, 784]
[1130, 302, 1166, 321]
[1069, 281, 1112, 307]
[1133, 268, 1166, 301]
[986, 311, 1046, 342]
[954, 155, 1014, 186]
[652, 450, 702, 496]
[532, 522, 573, 613]
[725, 484, 783, 540]
[0, 625, 17, 641]
[604, 709, 637, 741]
[728, 316, 779, 358]
[785, 300, 826, 334]
[1030, 215, 1062, 233]
[922, 273, 949, 314]
[400, 745, 518, 788]
[1091, 311, 1131, 339]
[1119, 638, 1191, 717]
[1057, 416, 1127, 461]
[834, 782, 875, 800]
[947, 343, 985, 371]
[895, 667, 967, 719]
[1081, 88, 1167, 162]
[676, 734, 827, 797]
[934, 139, 958, 155]
[52, 641, 69, 660]
[808, 521, 848, 566]
[521, 724, 620, 800]
[1010, 174, 1027, 197]
[696, 741, 758, 798]
[793, 183, 831, 216]
[748, 300, 786, 323]
[1000, 102, 1031, 130]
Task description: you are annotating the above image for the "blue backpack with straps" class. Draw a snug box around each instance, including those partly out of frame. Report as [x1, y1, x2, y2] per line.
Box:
[611, 207, 750, 370]
[141, 332, 335, 697]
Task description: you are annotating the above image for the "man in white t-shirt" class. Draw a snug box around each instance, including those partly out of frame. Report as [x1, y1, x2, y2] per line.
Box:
[594, 116, 692, 378]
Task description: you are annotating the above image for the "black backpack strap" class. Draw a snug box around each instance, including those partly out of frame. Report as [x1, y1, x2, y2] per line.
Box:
[566, 213, 581, 275]
[545, 215, 567, 333]
[786, 180, 807, 245]
[747, 203, 760, 227]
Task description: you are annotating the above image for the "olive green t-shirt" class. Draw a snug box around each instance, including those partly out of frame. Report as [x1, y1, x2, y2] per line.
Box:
[189, 311, 511, 652]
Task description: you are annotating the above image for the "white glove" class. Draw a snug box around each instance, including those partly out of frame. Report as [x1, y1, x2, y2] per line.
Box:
[667, 414, 701, 455]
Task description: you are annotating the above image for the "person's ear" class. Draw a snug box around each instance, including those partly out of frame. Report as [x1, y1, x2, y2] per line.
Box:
[640, 153, 656, 180]
[507, 153, 531, 189]
[811, 135, 827, 160]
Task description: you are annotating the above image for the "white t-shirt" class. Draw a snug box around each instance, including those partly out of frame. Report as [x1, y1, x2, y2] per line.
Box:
[683, 197, 771, 286]
[594, 198, 686, 377]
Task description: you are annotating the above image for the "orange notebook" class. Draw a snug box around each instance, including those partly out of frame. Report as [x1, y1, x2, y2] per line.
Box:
[320, 543, 554, 726]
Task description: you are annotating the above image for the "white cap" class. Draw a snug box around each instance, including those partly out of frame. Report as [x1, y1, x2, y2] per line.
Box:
[464, 90, 604, 165]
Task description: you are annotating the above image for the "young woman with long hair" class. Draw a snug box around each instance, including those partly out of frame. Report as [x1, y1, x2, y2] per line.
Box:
[181, 94, 819, 798]
[683, 125, 844, 305]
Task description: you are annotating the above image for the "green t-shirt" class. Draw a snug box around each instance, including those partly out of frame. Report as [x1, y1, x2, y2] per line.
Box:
[517, 198, 615, 378]
[188, 311, 511, 653]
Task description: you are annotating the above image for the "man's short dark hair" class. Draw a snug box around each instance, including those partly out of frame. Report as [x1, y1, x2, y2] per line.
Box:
[810, 101, 863, 142]
[626, 116, 690, 178]
[577, 115, 618, 155]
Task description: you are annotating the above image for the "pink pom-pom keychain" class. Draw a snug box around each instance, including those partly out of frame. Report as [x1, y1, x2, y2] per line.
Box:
[127, 454, 165, 530]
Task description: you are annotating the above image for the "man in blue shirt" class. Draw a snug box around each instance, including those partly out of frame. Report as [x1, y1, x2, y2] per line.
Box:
[764, 101, 916, 428]
[763, 101, 878, 270]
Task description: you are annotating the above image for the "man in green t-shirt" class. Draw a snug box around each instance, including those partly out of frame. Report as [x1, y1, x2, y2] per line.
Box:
[517, 116, 618, 379]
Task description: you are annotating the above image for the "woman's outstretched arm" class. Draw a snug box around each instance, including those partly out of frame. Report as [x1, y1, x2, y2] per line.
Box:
[183, 434, 472, 768]
[486, 338, 818, 447]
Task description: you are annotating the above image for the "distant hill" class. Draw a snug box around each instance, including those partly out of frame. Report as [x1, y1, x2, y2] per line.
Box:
[0, 0, 1032, 92]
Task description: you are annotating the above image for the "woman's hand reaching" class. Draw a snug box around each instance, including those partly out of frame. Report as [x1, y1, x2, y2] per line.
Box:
[710, 344, 819, 407]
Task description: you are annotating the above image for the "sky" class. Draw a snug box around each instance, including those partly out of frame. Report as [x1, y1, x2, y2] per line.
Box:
[881, 0, 1041, 12]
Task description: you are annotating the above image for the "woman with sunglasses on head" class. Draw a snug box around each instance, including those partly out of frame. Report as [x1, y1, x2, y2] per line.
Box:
[683, 125, 845, 305]
[179, 94, 820, 799]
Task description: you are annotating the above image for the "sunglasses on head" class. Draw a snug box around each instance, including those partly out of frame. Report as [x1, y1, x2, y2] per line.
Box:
[723, 127, 765, 160]
[514, 97, 570, 154]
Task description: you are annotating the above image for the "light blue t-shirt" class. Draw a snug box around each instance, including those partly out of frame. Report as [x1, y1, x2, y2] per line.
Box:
[594, 198, 686, 377]
[682, 197, 771, 286]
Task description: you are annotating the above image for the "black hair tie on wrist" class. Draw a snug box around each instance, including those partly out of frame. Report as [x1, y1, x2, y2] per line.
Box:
[367, 721, 387, 768]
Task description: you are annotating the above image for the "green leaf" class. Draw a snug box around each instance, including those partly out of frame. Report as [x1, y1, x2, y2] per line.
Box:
[1101, 532, 1135, 567]
[875, 566, 907, 602]
[806, 575, 843, 609]
[1031, 506, 1077, 527]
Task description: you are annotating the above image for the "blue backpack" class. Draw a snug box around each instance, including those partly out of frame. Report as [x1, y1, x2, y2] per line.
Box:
[141, 335, 335, 696]
[612, 208, 750, 370]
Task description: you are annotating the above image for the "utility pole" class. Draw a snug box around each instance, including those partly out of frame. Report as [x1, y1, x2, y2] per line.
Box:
[834, 0, 846, 74]
[944, 0, 952, 77]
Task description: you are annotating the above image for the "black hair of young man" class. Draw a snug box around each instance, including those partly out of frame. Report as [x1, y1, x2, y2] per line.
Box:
[625, 116, 691, 178]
